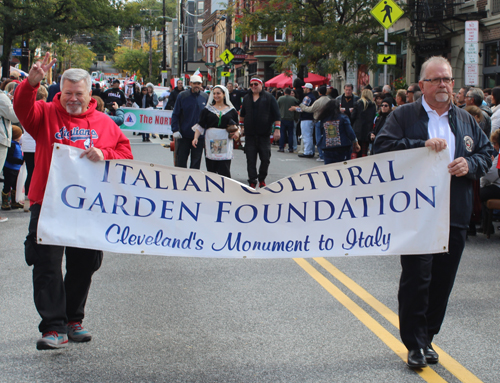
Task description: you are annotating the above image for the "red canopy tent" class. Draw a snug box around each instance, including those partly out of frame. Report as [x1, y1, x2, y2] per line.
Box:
[265, 73, 329, 88]
[265, 73, 291, 88]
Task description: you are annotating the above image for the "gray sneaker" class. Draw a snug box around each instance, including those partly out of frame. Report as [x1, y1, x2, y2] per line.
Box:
[36, 331, 68, 350]
[67, 321, 92, 342]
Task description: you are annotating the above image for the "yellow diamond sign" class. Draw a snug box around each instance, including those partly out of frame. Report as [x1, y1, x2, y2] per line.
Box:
[220, 49, 234, 64]
[371, 0, 404, 29]
[377, 54, 397, 65]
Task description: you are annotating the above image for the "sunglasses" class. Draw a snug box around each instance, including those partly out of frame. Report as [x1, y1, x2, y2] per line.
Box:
[250, 83, 260, 87]
[381, 104, 390, 107]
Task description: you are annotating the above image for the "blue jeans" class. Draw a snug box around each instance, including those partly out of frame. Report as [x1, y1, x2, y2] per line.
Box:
[301, 120, 314, 155]
[323, 147, 352, 164]
[314, 121, 325, 159]
[279, 120, 294, 151]
[293, 122, 298, 151]
[315, 121, 323, 159]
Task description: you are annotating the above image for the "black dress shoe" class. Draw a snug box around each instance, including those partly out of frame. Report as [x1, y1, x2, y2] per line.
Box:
[298, 153, 314, 158]
[424, 344, 439, 364]
[407, 349, 427, 369]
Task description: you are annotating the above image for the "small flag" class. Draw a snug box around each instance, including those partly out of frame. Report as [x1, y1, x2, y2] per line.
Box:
[184, 73, 190, 79]
[207, 72, 212, 82]
[193, 68, 202, 78]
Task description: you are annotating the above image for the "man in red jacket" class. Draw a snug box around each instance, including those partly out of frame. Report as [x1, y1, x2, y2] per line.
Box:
[14, 53, 133, 350]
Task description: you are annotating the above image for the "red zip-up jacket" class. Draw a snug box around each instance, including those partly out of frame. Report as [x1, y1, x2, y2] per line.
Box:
[13, 80, 133, 205]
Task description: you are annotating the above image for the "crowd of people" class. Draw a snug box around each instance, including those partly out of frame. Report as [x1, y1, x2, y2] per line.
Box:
[1, 55, 499, 375]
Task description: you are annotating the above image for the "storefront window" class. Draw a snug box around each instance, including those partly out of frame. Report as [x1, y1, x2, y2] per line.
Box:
[485, 43, 498, 67]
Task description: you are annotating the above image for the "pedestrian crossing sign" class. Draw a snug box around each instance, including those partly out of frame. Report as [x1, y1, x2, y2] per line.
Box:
[220, 49, 234, 64]
[371, 0, 404, 29]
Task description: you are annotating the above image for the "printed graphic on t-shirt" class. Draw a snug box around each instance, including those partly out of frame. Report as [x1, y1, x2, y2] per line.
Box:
[55, 126, 98, 143]
[324, 120, 341, 148]
[302, 96, 312, 107]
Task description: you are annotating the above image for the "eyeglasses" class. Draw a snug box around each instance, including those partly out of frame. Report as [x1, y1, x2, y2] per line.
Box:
[381, 104, 390, 107]
[423, 77, 454, 85]
[250, 83, 260, 87]
[407, 90, 414, 93]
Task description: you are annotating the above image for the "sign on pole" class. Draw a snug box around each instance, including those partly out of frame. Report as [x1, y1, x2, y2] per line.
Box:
[464, 21, 479, 86]
[465, 20, 479, 43]
[205, 42, 219, 66]
[371, 0, 404, 29]
[465, 43, 479, 65]
[377, 54, 397, 65]
[221, 71, 231, 77]
[220, 49, 234, 65]
[465, 64, 479, 86]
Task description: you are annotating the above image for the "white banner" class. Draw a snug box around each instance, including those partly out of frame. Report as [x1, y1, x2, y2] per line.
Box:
[121, 108, 172, 134]
[38, 145, 450, 258]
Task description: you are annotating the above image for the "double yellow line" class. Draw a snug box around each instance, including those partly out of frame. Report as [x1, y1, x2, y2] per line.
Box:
[294, 257, 483, 383]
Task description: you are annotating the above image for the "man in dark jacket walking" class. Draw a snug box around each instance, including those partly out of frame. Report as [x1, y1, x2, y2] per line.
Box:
[374, 56, 492, 369]
[171, 75, 208, 169]
[336, 84, 359, 122]
[240, 77, 280, 188]
[165, 79, 184, 110]
[227, 82, 245, 112]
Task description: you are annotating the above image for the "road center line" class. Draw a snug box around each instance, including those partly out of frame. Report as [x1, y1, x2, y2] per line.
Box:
[294, 258, 455, 383]
[312, 257, 484, 383]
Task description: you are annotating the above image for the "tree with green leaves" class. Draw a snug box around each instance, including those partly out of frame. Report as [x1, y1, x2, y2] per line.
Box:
[238, 0, 386, 75]
[0, 0, 127, 78]
[53, 40, 96, 72]
[113, 40, 162, 84]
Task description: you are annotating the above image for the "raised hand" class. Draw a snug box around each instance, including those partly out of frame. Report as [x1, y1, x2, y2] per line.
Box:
[28, 52, 57, 87]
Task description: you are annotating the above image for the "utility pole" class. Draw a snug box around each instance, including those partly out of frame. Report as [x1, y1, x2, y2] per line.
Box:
[163, 0, 167, 72]
[149, 9, 153, 80]
[222, 0, 233, 86]
[177, 0, 183, 78]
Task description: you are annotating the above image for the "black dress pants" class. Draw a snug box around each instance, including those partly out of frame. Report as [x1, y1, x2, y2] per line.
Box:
[176, 136, 204, 169]
[25, 204, 103, 334]
[398, 226, 466, 350]
[244, 135, 271, 184]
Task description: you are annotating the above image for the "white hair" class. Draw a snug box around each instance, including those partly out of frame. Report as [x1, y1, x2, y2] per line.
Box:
[419, 56, 452, 81]
[383, 85, 391, 93]
[61, 69, 92, 92]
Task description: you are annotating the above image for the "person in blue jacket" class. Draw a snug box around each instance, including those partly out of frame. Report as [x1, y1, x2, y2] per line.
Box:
[2, 125, 24, 210]
[171, 75, 208, 169]
[316, 99, 360, 164]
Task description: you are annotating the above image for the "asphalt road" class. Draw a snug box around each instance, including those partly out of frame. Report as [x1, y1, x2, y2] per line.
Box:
[1, 133, 499, 382]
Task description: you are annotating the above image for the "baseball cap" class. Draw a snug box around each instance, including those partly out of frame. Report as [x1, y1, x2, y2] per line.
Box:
[302, 83, 313, 89]
[112, 79, 120, 84]
[190, 75, 202, 84]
